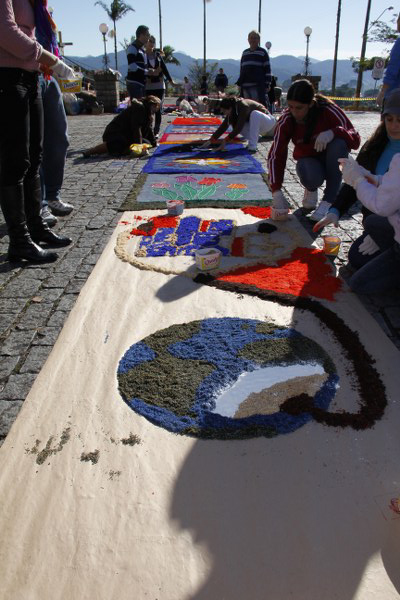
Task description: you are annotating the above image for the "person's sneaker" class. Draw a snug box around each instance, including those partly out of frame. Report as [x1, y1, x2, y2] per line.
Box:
[309, 200, 331, 222]
[40, 206, 58, 227]
[47, 199, 74, 216]
[302, 188, 318, 209]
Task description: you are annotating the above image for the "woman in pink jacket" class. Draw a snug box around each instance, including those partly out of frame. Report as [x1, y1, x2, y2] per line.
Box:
[0, 0, 75, 262]
[340, 150, 400, 294]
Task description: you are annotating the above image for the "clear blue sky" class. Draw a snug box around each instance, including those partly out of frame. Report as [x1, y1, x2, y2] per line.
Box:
[49, 0, 398, 62]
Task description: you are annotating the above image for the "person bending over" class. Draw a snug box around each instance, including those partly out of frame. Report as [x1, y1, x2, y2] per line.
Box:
[200, 96, 276, 153]
[82, 96, 161, 157]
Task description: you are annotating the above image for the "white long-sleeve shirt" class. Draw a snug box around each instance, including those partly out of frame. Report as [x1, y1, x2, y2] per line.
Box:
[356, 153, 400, 244]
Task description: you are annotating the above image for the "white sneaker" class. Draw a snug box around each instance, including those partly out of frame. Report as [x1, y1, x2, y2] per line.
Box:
[309, 200, 331, 222]
[302, 188, 318, 209]
[47, 199, 74, 216]
[40, 206, 57, 227]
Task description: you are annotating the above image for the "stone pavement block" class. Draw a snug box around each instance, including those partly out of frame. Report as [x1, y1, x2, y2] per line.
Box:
[0, 313, 18, 337]
[47, 311, 70, 328]
[74, 264, 95, 279]
[42, 275, 72, 289]
[37, 288, 64, 303]
[16, 303, 54, 330]
[0, 373, 36, 401]
[1, 277, 42, 298]
[19, 345, 53, 374]
[1, 330, 36, 356]
[56, 294, 78, 313]
[64, 279, 85, 294]
[0, 356, 20, 380]
[0, 400, 23, 443]
[33, 327, 62, 346]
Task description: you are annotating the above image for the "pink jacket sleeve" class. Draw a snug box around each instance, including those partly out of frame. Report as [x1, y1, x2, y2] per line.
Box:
[356, 153, 400, 217]
[0, 0, 42, 63]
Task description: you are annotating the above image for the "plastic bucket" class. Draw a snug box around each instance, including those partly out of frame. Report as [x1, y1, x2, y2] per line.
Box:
[195, 248, 221, 270]
[166, 200, 184, 216]
[270, 207, 289, 221]
[323, 236, 341, 256]
[58, 77, 83, 94]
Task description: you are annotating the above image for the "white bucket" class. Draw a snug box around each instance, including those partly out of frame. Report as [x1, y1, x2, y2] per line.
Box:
[270, 207, 289, 221]
[195, 248, 221, 270]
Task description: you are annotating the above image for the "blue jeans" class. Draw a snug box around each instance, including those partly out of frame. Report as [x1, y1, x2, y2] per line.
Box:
[296, 138, 348, 204]
[349, 242, 400, 294]
[0, 68, 43, 185]
[348, 214, 395, 270]
[126, 81, 145, 100]
[39, 76, 69, 206]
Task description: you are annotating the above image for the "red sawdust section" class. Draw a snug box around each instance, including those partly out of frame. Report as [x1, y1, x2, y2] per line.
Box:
[241, 206, 272, 219]
[231, 237, 244, 256]
[216, 247, 342, 301]
[172, 117, 222, 125]
[130, 216, 178, 236]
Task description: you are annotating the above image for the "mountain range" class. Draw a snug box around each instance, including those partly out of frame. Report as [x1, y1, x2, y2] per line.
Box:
[67, 50, 380, 92]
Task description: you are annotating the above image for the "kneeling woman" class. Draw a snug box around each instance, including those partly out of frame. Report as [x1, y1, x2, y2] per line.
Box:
[201, 97, 276, 153]
[268, 79, 360, 221]
[82, 96, 161, 157]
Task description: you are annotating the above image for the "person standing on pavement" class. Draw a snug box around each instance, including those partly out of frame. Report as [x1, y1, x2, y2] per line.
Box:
[144, 35, 174, 139]
[313, 87, 400, 275]
[200, 97, 276, 153]
[126, 25, 160, 100]
[214, 68, 228, 93]
[0, 0, 73, 263]
[376, 12, 400, 108]
[183, 76, 195, 102]
[35, 3, 74, 226]
[236, 30, 271, 107]
[268, 79, 361, 221]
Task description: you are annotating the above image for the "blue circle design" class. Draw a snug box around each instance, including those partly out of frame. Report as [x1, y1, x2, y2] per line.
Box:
[117, 318, 339, 439]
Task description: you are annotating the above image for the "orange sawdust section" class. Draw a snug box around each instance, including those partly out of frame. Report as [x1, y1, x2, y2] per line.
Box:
[241, 206, 272, 219]
[216, 247, 342, 301]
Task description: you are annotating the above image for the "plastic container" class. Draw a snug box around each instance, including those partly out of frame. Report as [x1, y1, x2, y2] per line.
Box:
[58, 76, 83, 94]
[323, 235, 341, 256]
[195, 248, 221, 270]
[270, 207, 289, 221]
[166, 199, 184, 215]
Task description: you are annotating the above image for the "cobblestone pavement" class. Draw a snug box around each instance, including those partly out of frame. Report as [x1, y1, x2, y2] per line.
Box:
[0, 108, 399, 445]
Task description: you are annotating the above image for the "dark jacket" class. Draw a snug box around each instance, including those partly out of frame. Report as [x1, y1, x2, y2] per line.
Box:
[103, 99, 156, 147]
[214, 73, 228, 89]
[211, 98, 268, 141]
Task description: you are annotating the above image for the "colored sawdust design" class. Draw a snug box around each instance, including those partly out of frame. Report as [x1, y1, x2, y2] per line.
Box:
[117, 213, 305, 273]
[172, 117, 222, 125]
[121, 174, 272, 211]
[159, 132, 241, 144]
[186, 286, 387, 431]
[142, 146, 263, 174]
[165, 125, 220, 134]
[117, 318, 338, 439]
[134, 216, 235, 257]
[216, 248, 342, 301]
[241, 206, 272, 219]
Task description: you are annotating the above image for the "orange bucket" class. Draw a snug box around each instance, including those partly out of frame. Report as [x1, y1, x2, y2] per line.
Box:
[323, 236, 341, 256]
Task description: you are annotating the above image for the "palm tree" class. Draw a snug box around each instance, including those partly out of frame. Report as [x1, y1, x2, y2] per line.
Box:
[162, 45, 180, 66]
[94, 0, 134, 72]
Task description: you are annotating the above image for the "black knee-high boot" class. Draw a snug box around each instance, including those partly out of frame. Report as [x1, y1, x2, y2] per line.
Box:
[0, 184, 58, 263]
[24, 175, 72, 247]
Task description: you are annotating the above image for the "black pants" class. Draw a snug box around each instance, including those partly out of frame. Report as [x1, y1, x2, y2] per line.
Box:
[145, 88, 165, 135]
[0, 68, 43, 186]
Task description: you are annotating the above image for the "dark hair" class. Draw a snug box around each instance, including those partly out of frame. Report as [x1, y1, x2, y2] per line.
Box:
[148, 35, 156, 44]
[143, 95, 161, 108]
[356, 120, 389, 170]
[287, 79, 334, 143]
[136, 25, 149, 38]
[220, 97, 236, 110]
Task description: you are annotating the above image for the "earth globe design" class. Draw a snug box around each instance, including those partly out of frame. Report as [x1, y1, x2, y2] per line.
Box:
[117, 317, 338, 439]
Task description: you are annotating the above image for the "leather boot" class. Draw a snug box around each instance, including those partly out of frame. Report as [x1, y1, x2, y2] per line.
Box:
[24, 175, 72, 247]
[0, 184, 58, 263]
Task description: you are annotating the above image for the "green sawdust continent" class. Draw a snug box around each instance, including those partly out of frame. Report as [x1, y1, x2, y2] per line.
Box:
[239, 336, 336, 374]
[118, 321, 214, 416]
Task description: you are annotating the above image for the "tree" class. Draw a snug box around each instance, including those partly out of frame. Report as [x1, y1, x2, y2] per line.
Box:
[368, 16, 398, 47]
[188, 59, 218, 91]
[94, 0, 134, 72]
[162, 45, 180, 66]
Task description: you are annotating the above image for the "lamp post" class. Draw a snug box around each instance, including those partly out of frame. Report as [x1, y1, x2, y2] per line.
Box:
[99, 23, 109, 70]
[258, 0, 262, 34]
[368, 5, 394, 31]
[331, 0, 342, 94]
[303, 26, 312, 76]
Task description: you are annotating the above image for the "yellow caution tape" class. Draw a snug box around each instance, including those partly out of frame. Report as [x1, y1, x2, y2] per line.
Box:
[326, 96, 377, 101]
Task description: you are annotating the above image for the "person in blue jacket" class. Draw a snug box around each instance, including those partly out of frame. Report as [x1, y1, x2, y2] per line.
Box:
[377, 12, 400, 106]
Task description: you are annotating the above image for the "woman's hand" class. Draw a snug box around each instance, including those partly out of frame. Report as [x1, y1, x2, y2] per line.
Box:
[312, 212, 339, 233]
[359, 234, 379, 256]
[215, 139, 227, 152]
[199, 139, 212, 149]
[314, 130, 334, 152]
[338, 157, 366, 189]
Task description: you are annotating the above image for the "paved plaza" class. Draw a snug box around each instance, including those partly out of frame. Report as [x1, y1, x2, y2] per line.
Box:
[0, 107, 399, 445]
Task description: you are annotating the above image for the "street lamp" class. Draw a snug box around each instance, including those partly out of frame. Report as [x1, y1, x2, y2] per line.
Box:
[303, 26, 312, 77]
[368, 5, 394, 31]
[99, 23, 109, 70]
